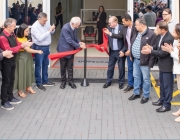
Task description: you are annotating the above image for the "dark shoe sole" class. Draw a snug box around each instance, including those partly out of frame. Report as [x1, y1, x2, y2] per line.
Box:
[124, 88, 133, 93]
[128, 96, 140, 100]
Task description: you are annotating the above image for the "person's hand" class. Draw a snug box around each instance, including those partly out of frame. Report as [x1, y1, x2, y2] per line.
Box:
[79, 42, 85, 46]
[141, 46, 151, 54]
[103, 28, 110, 35]
[49, 24, 55, 32]
[37, 50, 43, 54]
[177, 44, 180, 50]
[162, 43, 173, 53]
[125, 50, 130, 56]
[80, 43, 86, 49]
[119, 51, 124, 57]
[97, 18, 100, 21]
[21, 40, 33, 48]
[2, 50, 13, 58]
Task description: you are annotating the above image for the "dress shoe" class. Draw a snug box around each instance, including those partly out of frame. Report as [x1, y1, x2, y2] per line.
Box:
[140, 97, 149, 104]
[119, 84, 124, 89]
[175, 116, 180, 123]
[60, 83, 66, 89]
[172, 109, 180, 116]
[152, 100, 163, 106]
[156, 106, 171, 113]
[103, 83, 111, 88]
[123, 86, 133, 93]
[69, 83, 77, 89]
[128, 94, 140, 100]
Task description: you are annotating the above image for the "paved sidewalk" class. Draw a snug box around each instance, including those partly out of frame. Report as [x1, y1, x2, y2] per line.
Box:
[0, 68, 180, 139]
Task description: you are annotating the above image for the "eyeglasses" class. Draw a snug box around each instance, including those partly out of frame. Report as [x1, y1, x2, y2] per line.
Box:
[162, 14, 169, 16]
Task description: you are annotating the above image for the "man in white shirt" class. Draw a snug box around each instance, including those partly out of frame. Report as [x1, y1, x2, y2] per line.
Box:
[31, 12, 55, 91]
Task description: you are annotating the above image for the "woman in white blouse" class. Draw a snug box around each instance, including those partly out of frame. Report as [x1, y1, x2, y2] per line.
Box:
[162, 23, 180, 123]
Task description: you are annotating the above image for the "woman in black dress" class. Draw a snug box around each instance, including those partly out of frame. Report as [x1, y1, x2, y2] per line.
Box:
[96, 6, 107, 44]
[55, 2, 63, 29]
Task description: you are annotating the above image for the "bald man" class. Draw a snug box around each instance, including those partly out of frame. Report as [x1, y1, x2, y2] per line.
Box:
[103, 16, 126, 89]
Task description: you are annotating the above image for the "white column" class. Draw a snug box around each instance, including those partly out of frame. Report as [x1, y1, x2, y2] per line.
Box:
[127, 0, 133, 20]
[171, 0, 179, 22]
[43, 0, 51, 23]
[1, 0, 6, 22]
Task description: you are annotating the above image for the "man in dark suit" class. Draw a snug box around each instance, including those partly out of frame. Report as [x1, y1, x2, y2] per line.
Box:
[142, 21, 174, 112]
[102, 16, 125, 89]
[57, 17, 86, 89]
[104, 14, 138, 92]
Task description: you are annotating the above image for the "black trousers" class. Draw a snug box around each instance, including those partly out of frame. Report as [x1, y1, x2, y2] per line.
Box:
[55, 15, 63, 29]
[159, 71, 173, 108]
[98, 27, 103, 45]
[1, 60, 15, 104]
[60, 56, 74, 83]
[106, 50, 126, 84]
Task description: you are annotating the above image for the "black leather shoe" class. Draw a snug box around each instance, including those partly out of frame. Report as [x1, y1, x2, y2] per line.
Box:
[156, 106, 171, 113]
[69, 83, 77, 89]
[124, 86, 133, 93]
[119, 84, 124, 89]
[60, 82, 66, 89]
[128, 94, 140, 100]
[103, 83, 111, 88]
[140, 97, 149, 104]
[152, 100, 163, 106]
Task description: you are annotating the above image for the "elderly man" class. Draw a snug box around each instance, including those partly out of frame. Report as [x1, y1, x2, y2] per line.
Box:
[31, 12, 55, 91]
[102, 16, 125, 89]
[128, 18, 156, 104]
[57, 17, 86, 89]
[0, 18, 33, 110]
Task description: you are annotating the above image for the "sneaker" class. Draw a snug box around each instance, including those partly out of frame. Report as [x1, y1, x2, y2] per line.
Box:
[36, 84, 46, 91]
[43, 81, 55, 87]
[1, 102, 14, 110]
[9, 98, 22, 105]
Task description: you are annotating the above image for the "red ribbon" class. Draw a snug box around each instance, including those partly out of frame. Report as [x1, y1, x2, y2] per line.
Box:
[48, 30, 109, 60]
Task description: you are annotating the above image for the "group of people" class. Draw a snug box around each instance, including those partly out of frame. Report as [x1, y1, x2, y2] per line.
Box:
[8, 1, 42, 25]
[133, 1, 168, 27]
[0, 12, 55, 110]
[102, 9, 180, 122]
[0, 5, 180, 123]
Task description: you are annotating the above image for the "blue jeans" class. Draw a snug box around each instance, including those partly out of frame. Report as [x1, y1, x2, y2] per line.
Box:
[127, 56, 134, 87]
[133, 59, 151, 98]
[33, 44, 50, 86]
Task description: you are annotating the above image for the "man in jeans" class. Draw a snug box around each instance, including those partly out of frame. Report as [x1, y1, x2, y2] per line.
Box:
[128, 18, 156, 104]
[31, 12, 55, 91]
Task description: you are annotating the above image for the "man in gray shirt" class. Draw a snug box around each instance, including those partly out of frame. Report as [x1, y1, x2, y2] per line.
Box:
[143, 5, 156, 27]
[31, 12, 55, 91]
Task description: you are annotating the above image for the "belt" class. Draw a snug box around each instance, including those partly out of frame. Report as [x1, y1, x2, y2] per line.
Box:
[135, 58, 140, 60]
[34, 44, 50, 47]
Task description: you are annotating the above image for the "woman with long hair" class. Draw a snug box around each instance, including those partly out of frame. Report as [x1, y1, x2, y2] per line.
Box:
[55, 2, 63, 29]
[96, 5, 107, 44]
[14, 24, 43, 98]
[161, 23, 180, 122]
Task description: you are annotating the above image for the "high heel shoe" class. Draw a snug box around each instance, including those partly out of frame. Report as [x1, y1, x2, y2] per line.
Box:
[172, 109, 180, 116]
[26, 87, 36, 94]
[18, 90, 26, 98]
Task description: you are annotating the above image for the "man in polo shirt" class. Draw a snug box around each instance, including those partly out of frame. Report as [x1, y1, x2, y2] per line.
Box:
[31, 12, 55, 91]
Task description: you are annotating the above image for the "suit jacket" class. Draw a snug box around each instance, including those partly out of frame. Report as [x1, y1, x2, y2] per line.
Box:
[56, 22, 80, 58]
[108, 24, 124, 53]
[151, 31, 174, 72]
[111, 23, 138, 52]
[96, 12, 107, 28]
